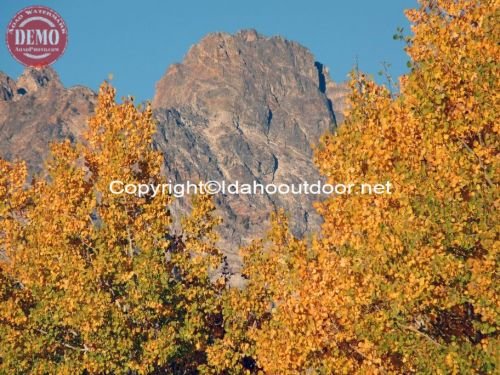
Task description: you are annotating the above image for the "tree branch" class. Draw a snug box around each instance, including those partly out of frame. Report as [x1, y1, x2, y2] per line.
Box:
[35, 328, 90, 352]
[397, 323, 443, 348]
[457, 138, 494, 188]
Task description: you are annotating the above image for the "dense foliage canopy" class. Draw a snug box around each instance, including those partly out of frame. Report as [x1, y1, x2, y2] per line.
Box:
[0, 85, 225, 374]
[1, 0, 498, 373]
[207, 0, 499, 373]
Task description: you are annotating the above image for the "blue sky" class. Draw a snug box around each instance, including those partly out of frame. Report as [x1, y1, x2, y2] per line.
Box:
[1, 0, 416, 102]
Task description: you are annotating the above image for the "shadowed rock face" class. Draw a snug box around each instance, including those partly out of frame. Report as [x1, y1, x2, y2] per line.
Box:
[0, 30, 348, 277]
[326, 79, 350, 124]
[0, 68, 96, 174]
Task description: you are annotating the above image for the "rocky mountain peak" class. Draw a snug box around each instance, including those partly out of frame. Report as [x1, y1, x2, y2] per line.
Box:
[153, 30, 337, 126]
[151, 30, 347, 275]
[0, 67, 63, 103]
[16, 67, 62, 95]
[0, 68, 95, 173]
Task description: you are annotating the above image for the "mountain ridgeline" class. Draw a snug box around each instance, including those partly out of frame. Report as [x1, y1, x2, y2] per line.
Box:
[0, 30, 348, 276]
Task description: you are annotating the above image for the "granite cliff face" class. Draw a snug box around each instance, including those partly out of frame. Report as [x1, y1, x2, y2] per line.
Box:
[0, 30, 348, 275]
[152, 30, 345, 270]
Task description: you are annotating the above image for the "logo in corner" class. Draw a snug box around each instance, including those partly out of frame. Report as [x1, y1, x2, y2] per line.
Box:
[6, 5, 68, 67]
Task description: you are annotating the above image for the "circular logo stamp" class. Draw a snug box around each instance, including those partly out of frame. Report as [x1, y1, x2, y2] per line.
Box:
[5, 5, 68, 67]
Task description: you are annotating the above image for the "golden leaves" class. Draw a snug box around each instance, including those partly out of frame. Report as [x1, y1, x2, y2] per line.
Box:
[208, 1, 499, 373]
[0, 83, 225, 374]
[1, 0, 498, 373]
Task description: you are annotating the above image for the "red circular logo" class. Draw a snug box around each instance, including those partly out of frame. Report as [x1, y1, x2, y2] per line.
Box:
[5, 5, 68, 67]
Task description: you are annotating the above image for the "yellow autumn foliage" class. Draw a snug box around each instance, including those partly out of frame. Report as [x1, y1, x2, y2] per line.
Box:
[1, 0, 498, 373]
[207, 0, 499, 373]
[0, 84, 225, 374]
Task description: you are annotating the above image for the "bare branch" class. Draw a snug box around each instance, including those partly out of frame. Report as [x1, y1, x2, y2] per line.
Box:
[457, 138, 494, 188]
[397, 323, 443, 348]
